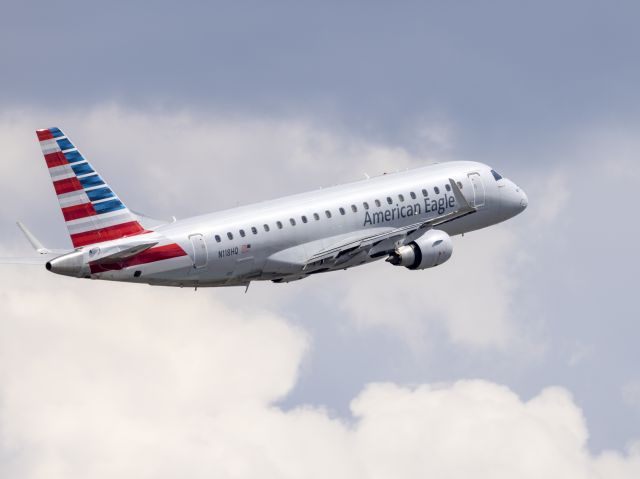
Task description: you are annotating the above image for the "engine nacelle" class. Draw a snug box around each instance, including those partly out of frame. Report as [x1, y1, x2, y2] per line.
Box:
[386, 230, 453, 270]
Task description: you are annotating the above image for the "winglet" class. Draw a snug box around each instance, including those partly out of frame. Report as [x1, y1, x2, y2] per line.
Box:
[16, 221, 50, 254]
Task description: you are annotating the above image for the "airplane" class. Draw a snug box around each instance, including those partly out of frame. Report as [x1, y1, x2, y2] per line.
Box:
[2, 127, 527, 289]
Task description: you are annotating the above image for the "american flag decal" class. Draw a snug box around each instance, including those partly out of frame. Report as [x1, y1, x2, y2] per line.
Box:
[241, 244, 251, 253]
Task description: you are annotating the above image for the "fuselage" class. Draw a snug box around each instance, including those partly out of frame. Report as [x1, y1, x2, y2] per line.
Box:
[67, 160, 526, 287]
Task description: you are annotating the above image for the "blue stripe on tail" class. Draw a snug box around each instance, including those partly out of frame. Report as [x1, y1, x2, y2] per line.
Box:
[71, 163, 94, 176]
[79, 174, 105, 188]
[93, 199, 125, 214]
[86, 187, 115, 201]
[56, 138, 74, 150]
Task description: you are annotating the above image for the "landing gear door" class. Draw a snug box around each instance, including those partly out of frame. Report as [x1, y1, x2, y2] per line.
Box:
[189, 234, 208, 269]
[467, 172, 486, 208]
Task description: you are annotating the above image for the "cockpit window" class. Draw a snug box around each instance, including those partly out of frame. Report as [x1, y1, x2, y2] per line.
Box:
[491, 170, 503, 181]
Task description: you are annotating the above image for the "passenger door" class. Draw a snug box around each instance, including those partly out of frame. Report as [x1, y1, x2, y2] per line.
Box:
[467, 172, 486, 208]
[189, 233, 208, 269]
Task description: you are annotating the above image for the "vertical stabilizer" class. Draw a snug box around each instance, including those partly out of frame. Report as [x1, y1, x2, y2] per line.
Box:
[36, 127, 147, 248]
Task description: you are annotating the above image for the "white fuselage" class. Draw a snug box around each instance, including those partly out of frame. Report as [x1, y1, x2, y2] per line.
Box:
[72, 161, 527, 287]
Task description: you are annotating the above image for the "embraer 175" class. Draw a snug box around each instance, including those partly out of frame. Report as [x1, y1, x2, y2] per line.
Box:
[5, 128, 528, 288]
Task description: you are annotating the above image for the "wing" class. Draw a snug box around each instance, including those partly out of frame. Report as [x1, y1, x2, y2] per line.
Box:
[304, 178, 475, 269]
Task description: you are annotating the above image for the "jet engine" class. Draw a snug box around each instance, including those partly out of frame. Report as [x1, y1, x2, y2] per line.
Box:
[386, 230, 453, 270]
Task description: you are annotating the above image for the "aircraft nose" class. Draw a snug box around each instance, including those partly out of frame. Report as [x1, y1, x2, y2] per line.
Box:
[500, 179, 528, 218]
[519, 188, 528, 211]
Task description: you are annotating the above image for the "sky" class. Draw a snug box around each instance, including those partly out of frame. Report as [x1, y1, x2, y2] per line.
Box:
[1, 1, 640, 477]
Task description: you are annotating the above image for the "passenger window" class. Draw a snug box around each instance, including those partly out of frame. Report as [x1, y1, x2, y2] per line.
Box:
[276, 221, 283, 229]
[422, 188, 428, 197]
[445, 184, 451, 192]
[339, 207, 345, 215]
[386, 197, 393, 205]
[215, 234, 221, 243]
[363, 202, 369, 210]
[313, 213, 320, 220]
[251, 227, 258, 235]
[410, 192, 416, 199]
[227, 232, 233, 240]
[351, 204, 357, 212]
[434, 187, 440, 194]
[375, 199, 381, 207]
[239, 229, 246, 237]
[263, 224, 270, 232]
[457, 181, 463, 189]
[301, 215, 308, 223]
[290, 218, 296, 226]
[325, 210, 332, 218]
[398, 194, 404, 202]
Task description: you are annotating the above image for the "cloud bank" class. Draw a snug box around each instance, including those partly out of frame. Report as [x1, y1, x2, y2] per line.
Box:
[1, 269, 639, 478]
[1, 105, 639, 477]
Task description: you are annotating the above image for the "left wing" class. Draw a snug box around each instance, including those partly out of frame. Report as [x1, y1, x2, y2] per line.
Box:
[304, 178, 475, 269]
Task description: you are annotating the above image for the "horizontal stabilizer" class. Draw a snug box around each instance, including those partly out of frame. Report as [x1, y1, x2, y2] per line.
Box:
[17, 221, 49, 253]
[0, 254, 59, 265]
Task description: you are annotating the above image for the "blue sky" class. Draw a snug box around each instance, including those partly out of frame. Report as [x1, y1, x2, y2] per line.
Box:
[1, 1, 639, 477]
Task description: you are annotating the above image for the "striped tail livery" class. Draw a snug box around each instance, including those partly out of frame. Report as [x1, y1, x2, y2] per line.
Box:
[37, 127, 147, 247]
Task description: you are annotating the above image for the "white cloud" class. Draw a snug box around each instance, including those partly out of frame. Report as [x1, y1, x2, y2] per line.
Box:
[332, 225, 519, 350]
[0, 269, 638, 478]
[3, 106, 640, 478]
[622, 380, 640, 410]
[0, 106, 422, 224]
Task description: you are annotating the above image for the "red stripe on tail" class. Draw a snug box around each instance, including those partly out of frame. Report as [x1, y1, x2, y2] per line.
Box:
[53, 177, 83, 195]
[45, 152, 68, 168]
[70, 221, 147, 247]
[90, 243, 188, 273]
[62, 203, 97, 221]
[36, 129, 54, 141]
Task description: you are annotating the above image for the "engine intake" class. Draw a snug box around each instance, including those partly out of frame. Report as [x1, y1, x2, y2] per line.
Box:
[387, 230, 453, 270]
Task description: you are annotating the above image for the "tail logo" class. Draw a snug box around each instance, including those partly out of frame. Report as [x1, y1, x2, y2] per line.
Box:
[37, 127, 147, 247]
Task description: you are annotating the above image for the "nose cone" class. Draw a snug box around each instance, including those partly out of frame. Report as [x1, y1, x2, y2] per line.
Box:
[500, 179, 528, 219]
[519, 188, 528, 211]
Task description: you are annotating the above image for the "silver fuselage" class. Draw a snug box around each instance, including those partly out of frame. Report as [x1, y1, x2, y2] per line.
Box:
[77, 161, 526, 287]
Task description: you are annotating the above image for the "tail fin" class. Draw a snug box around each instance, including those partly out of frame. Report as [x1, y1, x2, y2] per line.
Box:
[36, 127, 147, 248]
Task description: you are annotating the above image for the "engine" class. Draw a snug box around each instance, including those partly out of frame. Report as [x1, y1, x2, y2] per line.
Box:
[386, 230, 453, 270]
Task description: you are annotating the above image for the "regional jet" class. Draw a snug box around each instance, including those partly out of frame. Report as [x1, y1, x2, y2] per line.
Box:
[2, 128, 527, 288]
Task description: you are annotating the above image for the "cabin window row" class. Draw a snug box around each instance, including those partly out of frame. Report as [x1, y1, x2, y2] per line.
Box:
[213, 182, 463, 242]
